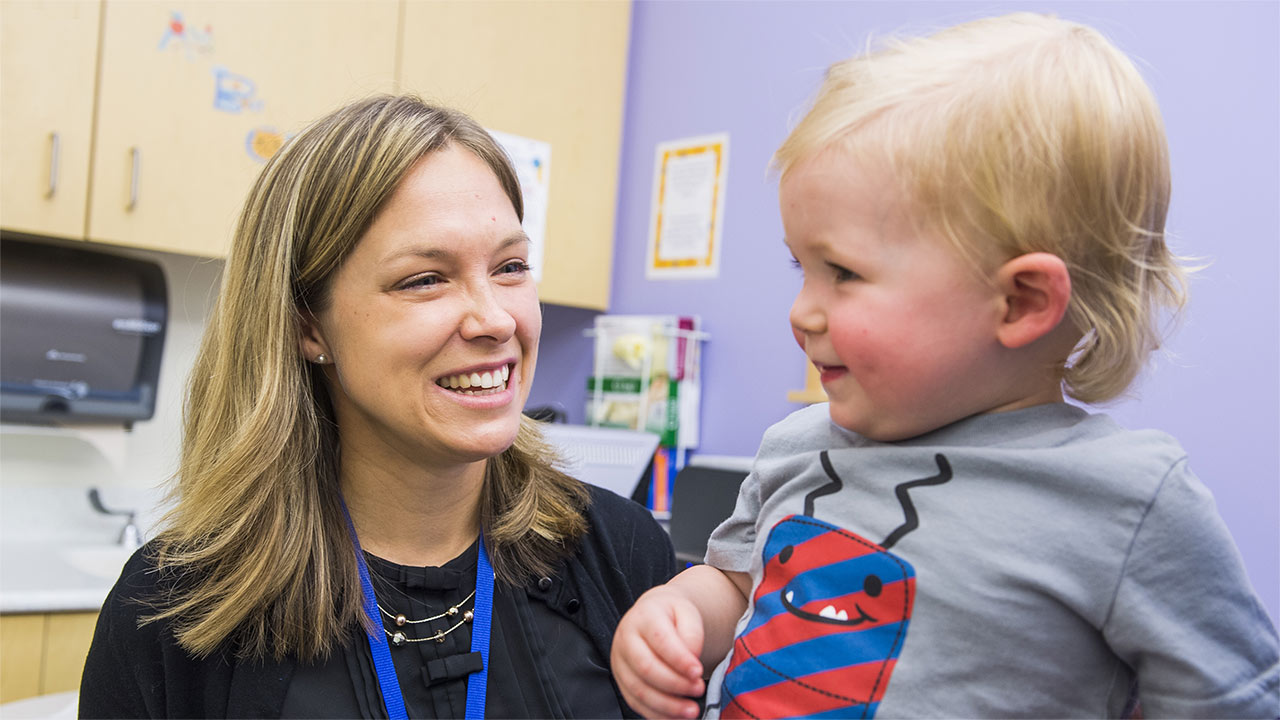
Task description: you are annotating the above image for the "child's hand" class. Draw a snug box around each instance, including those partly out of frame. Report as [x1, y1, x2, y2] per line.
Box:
[611, 586, 707, 719]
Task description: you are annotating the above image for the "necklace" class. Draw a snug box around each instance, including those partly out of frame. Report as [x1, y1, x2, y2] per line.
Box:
[379, 590, 477, 646]
[377, 589, 476, 626]
[341, 496, 494, 720]
[385, 608, 475, 646]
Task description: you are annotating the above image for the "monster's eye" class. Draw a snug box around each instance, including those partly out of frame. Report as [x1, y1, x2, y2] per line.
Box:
[863, 575, 883, 597]
[779, 545, 794, 564]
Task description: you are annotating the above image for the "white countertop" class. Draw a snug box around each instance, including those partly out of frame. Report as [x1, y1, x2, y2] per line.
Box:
[0, 542, 136, 614]
[0, 690, 78, 719]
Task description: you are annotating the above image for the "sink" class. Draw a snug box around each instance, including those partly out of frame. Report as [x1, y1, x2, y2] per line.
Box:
[57, 545, 137, 580]
[0, 543, 136, 612]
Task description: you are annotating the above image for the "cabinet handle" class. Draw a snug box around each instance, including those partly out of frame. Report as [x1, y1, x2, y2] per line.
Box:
[126, 147, 140, 211]
[46, 132, 60, 198]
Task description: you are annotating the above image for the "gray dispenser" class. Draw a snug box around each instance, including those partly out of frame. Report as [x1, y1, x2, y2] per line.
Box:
[1, 236, 167, 426]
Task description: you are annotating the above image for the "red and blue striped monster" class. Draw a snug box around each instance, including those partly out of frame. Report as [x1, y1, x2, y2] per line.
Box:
[718, 451, 952, 719]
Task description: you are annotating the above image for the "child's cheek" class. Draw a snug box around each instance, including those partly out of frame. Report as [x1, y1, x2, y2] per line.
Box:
[828, 322, 881, 373]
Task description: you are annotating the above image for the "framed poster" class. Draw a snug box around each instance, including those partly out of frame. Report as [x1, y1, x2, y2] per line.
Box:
[645, 133, 728, 279]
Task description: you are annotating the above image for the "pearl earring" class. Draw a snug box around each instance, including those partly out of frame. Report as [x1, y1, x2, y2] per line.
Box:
[315, 353, 329, 364]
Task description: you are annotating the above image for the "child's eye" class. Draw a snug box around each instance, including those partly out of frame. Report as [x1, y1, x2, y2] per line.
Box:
[498, 260, 531, 276]
[789, 257, 802, 271]
[827, 262, 860, 283]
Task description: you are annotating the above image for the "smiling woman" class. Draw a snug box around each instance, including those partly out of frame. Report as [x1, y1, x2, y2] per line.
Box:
[78, 95, 675, 719]
[300, 146, 542, 486]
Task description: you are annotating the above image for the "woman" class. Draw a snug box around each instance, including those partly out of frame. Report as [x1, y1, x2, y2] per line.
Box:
[79, 95, 676, 718]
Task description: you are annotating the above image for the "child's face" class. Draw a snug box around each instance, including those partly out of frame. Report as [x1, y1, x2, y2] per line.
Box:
[782, 149, 1007, 442]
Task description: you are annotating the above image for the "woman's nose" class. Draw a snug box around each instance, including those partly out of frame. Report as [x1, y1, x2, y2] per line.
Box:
[460, 285, 517, 341]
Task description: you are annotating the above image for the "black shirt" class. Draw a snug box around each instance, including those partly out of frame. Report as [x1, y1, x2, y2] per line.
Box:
[79, 485, 676, 718]
[281, 542, 621, 718]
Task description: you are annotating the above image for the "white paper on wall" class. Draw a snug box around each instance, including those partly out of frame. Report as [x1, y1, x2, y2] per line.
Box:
[489, 129, 551, 283]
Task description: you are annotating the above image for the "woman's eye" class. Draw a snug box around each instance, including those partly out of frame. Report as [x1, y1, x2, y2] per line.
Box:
[400, 274, 442, 289]
[498, 260, 531, 275]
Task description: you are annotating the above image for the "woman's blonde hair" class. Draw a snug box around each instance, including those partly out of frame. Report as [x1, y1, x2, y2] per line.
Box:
[775, 12, 1188, 403]
[148, 95, 588, 662]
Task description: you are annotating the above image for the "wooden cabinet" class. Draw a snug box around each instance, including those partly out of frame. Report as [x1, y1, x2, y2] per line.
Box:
[400, 1, 631, 310]
[0, 611, 99, 703]
[3, 0, 628, 309]
[0, 0, 101, 240]
[86, 0, 398, 257]
[0, 614, 43, 702]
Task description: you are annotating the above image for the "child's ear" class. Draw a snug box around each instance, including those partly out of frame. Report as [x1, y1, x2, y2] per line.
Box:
[297, 310, 332, 364]
[994, 252, 1072, 349]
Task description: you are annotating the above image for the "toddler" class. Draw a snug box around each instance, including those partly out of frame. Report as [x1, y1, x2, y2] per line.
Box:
[611, 13, 1279, 718]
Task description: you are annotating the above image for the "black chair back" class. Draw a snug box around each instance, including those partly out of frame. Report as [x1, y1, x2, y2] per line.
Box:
[669, 465, 749, 565]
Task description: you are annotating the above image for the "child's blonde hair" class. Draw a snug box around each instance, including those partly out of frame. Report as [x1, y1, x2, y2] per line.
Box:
[775, 12, 1188, 404]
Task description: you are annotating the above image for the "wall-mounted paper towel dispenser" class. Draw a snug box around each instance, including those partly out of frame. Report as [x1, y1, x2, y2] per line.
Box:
[0, 235, 167, 426]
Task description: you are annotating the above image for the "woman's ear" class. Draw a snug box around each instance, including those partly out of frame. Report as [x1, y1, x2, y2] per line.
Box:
[994, 252, 1072, 349]
[297, 310, 332, 364]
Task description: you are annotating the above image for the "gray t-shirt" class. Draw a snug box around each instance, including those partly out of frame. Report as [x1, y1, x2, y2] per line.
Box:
[704, 403, 1279, 718]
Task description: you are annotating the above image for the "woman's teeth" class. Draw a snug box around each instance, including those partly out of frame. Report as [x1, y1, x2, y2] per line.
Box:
[437, 365, 510, 394]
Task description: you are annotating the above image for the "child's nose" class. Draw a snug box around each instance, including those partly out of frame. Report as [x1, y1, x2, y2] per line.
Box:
[790, 289, 826, 336]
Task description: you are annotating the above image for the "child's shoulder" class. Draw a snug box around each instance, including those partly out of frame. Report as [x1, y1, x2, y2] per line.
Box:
[757, 402, 857, 455]
[1009, 404, 1189, 473]
[766, 402, 1192, 485]
[925, 403, 1194, 501]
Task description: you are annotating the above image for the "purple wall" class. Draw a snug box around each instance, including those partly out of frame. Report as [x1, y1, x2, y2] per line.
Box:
[527, 302, 599, 422]
[593, 1, 1277, 623]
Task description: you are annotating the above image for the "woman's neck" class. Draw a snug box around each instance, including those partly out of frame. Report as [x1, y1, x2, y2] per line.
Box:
[340, 447, 486, 568]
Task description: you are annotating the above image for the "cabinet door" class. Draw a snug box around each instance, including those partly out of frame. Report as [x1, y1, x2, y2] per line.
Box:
[0, 0, 101, 240]
[400, 1, 631, 310]
[41, 611, 99, 694]
[88, 1, 397, 258]
[0, 614, 44, 703]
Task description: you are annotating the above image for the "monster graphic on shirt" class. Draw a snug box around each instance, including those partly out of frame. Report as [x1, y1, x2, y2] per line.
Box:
[719, 451, 952, 719]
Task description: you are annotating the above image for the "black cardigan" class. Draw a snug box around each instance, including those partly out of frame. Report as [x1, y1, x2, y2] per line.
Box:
[79, 485, 676, 718]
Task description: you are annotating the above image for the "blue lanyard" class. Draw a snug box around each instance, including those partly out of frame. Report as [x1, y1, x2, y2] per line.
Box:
[341, 499, 494, 720]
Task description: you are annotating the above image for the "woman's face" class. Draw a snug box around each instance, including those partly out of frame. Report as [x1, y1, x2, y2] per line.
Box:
[302, 145, 540, 469]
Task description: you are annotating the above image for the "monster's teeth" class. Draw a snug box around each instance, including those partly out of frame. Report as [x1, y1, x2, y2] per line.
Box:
[786, 591, 794, 603]
[820, 605, 846, 620]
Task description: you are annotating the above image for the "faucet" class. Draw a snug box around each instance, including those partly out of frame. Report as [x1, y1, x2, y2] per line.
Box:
[87, 487, 142, 549]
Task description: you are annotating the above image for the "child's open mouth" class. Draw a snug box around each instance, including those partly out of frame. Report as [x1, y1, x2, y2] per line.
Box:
[435, 364, 511, 396]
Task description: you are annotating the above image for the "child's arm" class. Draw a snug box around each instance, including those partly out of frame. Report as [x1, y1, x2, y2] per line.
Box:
[1105, 460, 1280, 716]
[612, 564, 752, 719]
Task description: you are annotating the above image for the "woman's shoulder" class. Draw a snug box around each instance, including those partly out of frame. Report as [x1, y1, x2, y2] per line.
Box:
[581, 483, 665, 540]
[97, 539, 215, 654]
[102, 540, 165, 617]
[84, 540, 284, 717]
[81, 541, 175, 714]
[576, 484, 675, 582]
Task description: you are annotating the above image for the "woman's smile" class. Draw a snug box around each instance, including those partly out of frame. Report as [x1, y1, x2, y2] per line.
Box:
[435, 361, 514, 394]
[433, 361, 519, 409]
